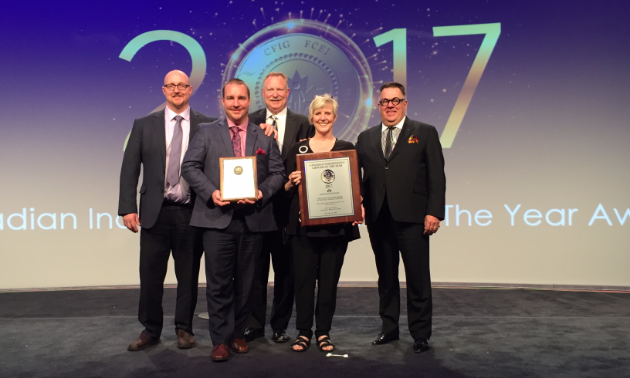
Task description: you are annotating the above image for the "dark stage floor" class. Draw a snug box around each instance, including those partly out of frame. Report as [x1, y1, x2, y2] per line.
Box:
[1, 286, 629, 378]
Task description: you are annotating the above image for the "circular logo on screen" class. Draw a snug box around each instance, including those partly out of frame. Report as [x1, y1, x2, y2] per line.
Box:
[223, 20, 373, 142]
[321, 169, 335, 184]
[234, 166, 243, 175]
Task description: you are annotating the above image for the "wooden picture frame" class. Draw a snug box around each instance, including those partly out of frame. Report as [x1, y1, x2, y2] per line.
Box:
[296, 149, 362, 226]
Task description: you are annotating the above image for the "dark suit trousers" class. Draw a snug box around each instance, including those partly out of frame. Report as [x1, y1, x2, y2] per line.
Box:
[248, 230, 295, 331]
[202, 216, 263, 345]
[138, 203, 202, 338]
[292, 235, 347, 339]
[366, 199, 432, 340]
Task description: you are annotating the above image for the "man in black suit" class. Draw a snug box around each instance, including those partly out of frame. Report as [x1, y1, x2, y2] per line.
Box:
[182, 79, 286, 361]
[355, 82, 446, 353]
[118, 70, 216, 351]
[245, 72, 313, 343]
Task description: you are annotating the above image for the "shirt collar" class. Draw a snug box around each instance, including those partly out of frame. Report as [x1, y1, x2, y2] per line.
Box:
[381, 116, 406, 131]
[165, 106, 190, 122]
[266, 107, 287, 120]
[227, 117, 249, 132]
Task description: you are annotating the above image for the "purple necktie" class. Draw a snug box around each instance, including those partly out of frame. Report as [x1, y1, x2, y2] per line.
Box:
[166, 115, 183, 188]
[230, 126, 242, 157]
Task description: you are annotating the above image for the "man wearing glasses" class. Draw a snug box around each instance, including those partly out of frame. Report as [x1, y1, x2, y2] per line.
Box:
[355, 82, 446, 353]
[118, 70, 216, 351]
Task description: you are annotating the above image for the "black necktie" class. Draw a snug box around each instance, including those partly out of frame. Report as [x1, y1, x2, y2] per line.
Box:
[384, 126, 396, 158]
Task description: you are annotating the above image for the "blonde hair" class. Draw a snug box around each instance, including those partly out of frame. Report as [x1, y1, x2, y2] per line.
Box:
[308, 94, 338, 123]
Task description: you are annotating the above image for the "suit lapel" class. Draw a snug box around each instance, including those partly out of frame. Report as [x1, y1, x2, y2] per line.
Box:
[371, 124, 385, 161]
[245, 123, 259, 156]
[218, 119, 235, 157]
[153, 110, 167, 166]
[387, 117, 413, 162]
[189, 109, 199, 139]
[282, 110, 298, 158]
[252, 108, 266, 126]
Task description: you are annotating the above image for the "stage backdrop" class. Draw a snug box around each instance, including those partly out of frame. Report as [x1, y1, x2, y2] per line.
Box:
[1, 1, 629, 289]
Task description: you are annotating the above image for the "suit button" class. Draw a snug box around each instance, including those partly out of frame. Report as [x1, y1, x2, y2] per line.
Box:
[381, 184, 385, 187]
[385, 166, 389, 170]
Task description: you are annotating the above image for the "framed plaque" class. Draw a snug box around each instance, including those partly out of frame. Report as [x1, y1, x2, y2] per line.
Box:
[296, 150, 362, 226]
[220, 156, 258, 201]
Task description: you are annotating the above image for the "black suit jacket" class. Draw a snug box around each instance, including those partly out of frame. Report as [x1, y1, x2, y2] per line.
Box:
[356, 117, 446, 225]
[248, 107, 313, 226]
[248, 108, 313, 160]
[118, 108, 217, 229]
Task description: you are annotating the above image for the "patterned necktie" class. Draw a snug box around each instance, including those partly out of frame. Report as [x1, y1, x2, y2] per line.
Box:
[268, 115, 279, 145]
[166, 115, 183, 188]
[384, 126, 396, 159]
[268, 115, 278, 130]
[230, 126, 242, 157]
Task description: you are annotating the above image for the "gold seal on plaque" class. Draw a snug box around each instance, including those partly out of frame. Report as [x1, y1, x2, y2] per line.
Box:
[321, 169, 335, 184]
[234, 166, 244, 175]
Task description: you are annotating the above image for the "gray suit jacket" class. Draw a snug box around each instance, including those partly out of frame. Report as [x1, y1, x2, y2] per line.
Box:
[181, 119, 285, 232]
[118, 108, 216, 229]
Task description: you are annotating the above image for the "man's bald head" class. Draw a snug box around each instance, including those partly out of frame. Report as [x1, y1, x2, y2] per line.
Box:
[164, 70, 189, 85]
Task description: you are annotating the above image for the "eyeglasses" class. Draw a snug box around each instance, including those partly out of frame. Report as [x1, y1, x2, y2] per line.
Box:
[378, 97, 406, 106]
[163, 84, 191, 91]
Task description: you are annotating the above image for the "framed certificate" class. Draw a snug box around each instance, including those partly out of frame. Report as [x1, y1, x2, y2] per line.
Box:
[220, 156, 258, 201]
[296, 150, 362, 226]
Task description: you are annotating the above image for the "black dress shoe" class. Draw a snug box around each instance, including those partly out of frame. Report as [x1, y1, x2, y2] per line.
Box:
[243, 328, 264, 342]
[371, 333, 399, 345]
[413, 338, 431, 353]
[271, 330, 290, 343]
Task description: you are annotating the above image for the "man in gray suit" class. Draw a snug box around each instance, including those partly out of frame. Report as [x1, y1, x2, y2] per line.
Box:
[118, 70, 216, 351]
[182, 79, 285, 362]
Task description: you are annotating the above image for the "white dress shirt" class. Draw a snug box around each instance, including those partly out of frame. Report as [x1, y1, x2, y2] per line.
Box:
[266, 107, 288, 153]
[164, 106, 191, 203]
